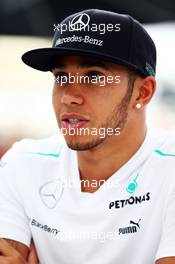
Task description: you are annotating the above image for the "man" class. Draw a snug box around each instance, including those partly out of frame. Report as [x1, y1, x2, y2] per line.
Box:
[0, 9, 175, 264]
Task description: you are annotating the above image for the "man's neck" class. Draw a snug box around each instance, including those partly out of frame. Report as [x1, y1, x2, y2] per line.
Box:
[77, 125, 147, 193]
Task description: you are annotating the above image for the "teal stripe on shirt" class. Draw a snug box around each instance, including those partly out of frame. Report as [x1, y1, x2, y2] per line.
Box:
[26, 152, 61, 158]
[155, 149, 175, 157]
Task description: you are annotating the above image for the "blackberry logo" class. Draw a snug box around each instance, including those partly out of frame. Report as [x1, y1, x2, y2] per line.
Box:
[118, 219, 141, 235]
[30, 218, 60, 236]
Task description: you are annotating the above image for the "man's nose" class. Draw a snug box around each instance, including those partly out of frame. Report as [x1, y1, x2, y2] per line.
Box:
[61, 85, 84, 105]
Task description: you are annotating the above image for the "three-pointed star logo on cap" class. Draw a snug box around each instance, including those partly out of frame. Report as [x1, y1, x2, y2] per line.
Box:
[70, 13, 90, 31]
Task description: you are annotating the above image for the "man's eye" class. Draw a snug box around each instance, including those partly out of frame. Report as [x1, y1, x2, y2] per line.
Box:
[54, 72, 68, 83]
[87, 71, 103, 80]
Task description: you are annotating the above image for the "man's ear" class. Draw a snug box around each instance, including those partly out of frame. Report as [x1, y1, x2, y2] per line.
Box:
[132, 76, 156, 109]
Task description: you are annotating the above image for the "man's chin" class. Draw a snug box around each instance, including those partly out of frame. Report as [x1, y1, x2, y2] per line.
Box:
[64, 136, 106, 151]
[67, 144, 91, 151]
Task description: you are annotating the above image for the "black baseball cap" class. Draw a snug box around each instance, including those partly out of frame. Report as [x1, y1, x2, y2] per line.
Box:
[22, 9, 156, 77]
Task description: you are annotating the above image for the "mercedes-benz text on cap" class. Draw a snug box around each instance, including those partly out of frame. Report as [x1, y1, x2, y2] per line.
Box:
[22, 9, 156, 77]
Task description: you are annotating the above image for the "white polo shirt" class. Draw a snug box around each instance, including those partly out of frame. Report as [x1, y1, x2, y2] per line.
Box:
[0, 129, 175, 264]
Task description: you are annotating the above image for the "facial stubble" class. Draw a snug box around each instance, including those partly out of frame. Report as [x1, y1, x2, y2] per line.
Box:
[65, 88, 132, 151]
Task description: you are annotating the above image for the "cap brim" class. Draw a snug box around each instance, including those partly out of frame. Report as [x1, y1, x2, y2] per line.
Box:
[22, 47, 139, 73]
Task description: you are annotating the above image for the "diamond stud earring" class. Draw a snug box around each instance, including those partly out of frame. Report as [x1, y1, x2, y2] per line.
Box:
[136, 103, 142, 109]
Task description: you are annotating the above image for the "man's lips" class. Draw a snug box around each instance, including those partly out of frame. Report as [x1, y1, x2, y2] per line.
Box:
[60, 113, 89, 129]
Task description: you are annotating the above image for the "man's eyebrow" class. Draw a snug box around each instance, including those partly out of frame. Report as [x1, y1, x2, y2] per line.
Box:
[79, 60, 111, 71]
[52, 59, 112, 71]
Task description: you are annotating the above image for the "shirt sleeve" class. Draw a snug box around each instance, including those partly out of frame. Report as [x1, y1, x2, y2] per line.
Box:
[0, 143, 32, 247]
[155, 188, 175, 261]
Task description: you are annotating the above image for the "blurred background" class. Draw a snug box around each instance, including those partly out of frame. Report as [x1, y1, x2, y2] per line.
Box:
[0, 0, 175, 156]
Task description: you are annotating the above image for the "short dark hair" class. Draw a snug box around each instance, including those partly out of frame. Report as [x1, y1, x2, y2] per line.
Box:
[127, 69, 145, 98]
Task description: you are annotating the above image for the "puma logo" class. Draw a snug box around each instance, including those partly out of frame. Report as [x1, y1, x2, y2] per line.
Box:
[130, 219, 141, 229]
[118, 219, 141, 235]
